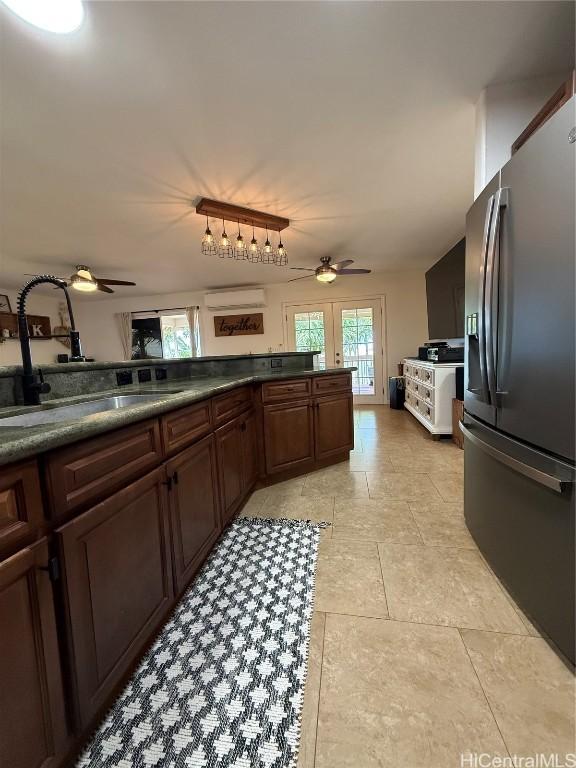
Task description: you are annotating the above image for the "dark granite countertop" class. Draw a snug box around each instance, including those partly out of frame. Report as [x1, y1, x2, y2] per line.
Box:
[0, 367, 355, 466]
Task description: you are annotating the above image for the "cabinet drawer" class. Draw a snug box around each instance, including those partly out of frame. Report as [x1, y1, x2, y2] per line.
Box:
[312, 373, 352, 395]
[0, 460, 44, 557]
[421, 385, 434, 403]
[419, 401, 435, 424]
[419, 367, 435, 386]
[161, 399, 212, 455]
[262, 378, 311, 403]
[45, 419, 163, 519]
[212, 386, 252, 426]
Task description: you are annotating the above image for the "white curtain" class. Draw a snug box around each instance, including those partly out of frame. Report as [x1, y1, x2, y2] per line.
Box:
[115, 312, 132, 360]
[185, 306, 202, 357]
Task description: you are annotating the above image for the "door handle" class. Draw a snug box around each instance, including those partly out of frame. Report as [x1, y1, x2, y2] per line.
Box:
[477, 194, 495, 404]
[484, 187, 508, 406]
[459, 421, 573, 494]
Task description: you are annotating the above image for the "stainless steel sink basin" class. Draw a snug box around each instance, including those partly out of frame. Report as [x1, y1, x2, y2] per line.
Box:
[0, 394, 169, 427]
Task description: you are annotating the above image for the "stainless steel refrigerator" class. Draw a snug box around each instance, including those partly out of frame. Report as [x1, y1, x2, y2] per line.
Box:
[463, 95, 575, 664]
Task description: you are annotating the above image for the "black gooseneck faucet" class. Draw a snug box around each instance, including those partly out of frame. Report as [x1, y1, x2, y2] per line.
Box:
[17, 275, 85, 405]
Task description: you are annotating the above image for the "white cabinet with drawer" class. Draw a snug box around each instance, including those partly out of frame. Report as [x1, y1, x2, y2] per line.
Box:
[402, 359, 462, 436]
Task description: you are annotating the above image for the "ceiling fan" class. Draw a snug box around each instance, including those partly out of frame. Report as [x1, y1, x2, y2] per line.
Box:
[26, 265, 137, 294]
[289, 255, 371, 283]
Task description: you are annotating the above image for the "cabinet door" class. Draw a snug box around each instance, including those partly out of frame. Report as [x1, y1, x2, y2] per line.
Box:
[167, 434, 221, 594]
[240, 409, 259, 493]
[263, 400, 314, 474]
[0, 540, 68, 768]
[215, 419, 244, 525]
[314, 393, 354, 460]
[56, 468, 173, 728]
[0, 459, 44, 557]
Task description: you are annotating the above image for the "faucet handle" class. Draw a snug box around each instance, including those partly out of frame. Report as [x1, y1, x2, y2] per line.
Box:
[37, 369, 51, 395]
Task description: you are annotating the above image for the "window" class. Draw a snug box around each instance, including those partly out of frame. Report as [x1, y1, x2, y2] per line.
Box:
[293, 311, 327, 368]
[131, 314, 196, 360]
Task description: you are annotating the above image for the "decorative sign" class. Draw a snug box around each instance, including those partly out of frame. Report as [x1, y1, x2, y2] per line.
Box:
[214, 313, 264, 337]
[0, 313, 52, 340]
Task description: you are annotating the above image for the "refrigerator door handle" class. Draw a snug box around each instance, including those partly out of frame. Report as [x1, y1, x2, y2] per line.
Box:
[459, 421, 573, 493]
[476, 194, 495, 403]
[484, 187, 508, 406]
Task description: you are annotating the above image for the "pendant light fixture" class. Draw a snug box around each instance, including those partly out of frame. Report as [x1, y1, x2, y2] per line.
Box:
[219, 218, 234, 258]
[195, 198, 289, 268]
[261, 228, 274, 264]
[201, 216, 218, 256]
[275, 232, 288, 266]
[235, 220, 245, 257]
[247, 225, 261, 263]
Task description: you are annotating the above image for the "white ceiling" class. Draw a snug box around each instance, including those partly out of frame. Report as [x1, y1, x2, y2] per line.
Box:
[0, 0, 573, 298]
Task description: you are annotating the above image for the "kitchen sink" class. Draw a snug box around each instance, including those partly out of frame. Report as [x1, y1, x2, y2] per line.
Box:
[0, 394, 172, 427]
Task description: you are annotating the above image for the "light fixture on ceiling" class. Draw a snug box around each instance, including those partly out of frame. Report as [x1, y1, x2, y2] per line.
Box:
[219, 219, 234, 258]
[248, 225, 261, 263]
[275, 233, 287, 266]
[261, 228, 274, 264]
[70, 266, 98, 292]
[315, 266, 337, 283]
[235, 221, 245, 255]
[196, 198, 289, 267]
[201, 216, 217, 256]
[1, 0, 85, 34]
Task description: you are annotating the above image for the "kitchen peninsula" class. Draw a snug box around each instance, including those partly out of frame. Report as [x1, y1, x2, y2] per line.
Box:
[0, 352, 354, 768]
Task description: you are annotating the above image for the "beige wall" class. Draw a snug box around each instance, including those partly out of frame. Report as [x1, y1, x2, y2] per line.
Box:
[474, 73, 568, 198]
[73, 270, 428, 379]
[0, 288, 65, 366]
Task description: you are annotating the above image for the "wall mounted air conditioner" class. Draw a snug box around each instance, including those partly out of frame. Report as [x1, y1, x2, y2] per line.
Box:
[204, 289, 267, 310]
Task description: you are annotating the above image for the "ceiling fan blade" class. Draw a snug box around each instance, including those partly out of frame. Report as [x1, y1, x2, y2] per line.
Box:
[289, 267, 316, 272]
[96, 279, 137, 286]
[331, 259, 354, 270]
[288, 274, 315, 282]
[337, 268, 372, 275]
[97, 283, 114, 294]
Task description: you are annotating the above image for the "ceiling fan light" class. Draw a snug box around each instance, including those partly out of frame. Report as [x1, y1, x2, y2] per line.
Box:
[71, 275, 98, 292]
[316, 268, 337, 283]
[1, 0, 84, 34]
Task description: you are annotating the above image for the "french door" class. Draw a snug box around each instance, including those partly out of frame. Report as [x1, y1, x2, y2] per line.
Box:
[286, 299, 384, 404]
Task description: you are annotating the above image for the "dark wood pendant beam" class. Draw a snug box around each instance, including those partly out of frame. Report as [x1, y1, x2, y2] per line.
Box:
[196, 198, 290, 231]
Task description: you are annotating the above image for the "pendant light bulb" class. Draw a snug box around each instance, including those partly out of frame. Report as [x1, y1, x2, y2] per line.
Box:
[277, 236, 285, 256]
[263, 228, 272, 254]
[220, 219, 229, 248]
[249, 225, 258, 253]
[203, 216, 213, 244]
[236, 221, 245, 251]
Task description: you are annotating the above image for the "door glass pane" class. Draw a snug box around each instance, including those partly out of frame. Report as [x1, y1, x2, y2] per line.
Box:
[160, 315, 192, 359]
[341, 307, 375, 395]
[293, 311, 326, 368]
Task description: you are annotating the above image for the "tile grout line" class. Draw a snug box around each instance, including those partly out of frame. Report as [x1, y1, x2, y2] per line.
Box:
[376, 542, 391, 618]
[315, 608, 540, 639]
[457, 628, 513, 761]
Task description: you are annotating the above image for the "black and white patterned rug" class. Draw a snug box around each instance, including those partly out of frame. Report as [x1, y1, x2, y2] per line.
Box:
[77, 517, 322, 768]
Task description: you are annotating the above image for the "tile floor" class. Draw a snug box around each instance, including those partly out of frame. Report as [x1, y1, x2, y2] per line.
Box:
[241, 405, 575, 768]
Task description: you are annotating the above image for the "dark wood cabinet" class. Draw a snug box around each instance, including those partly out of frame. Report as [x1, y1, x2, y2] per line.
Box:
[56, 467, 173, 728]
[167, 434, 221, 594]
[314, 392, 354, 460]
[263, 399, 314, 474]
[161, 399, 212, 456]
[45, 419, 163, 520]
[241, 408, 259, 491]
[215, 409, 259, 526]
[0, 459, 44, 557]
[0, 539, 68, 768]
[215, 417, 244, 525]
